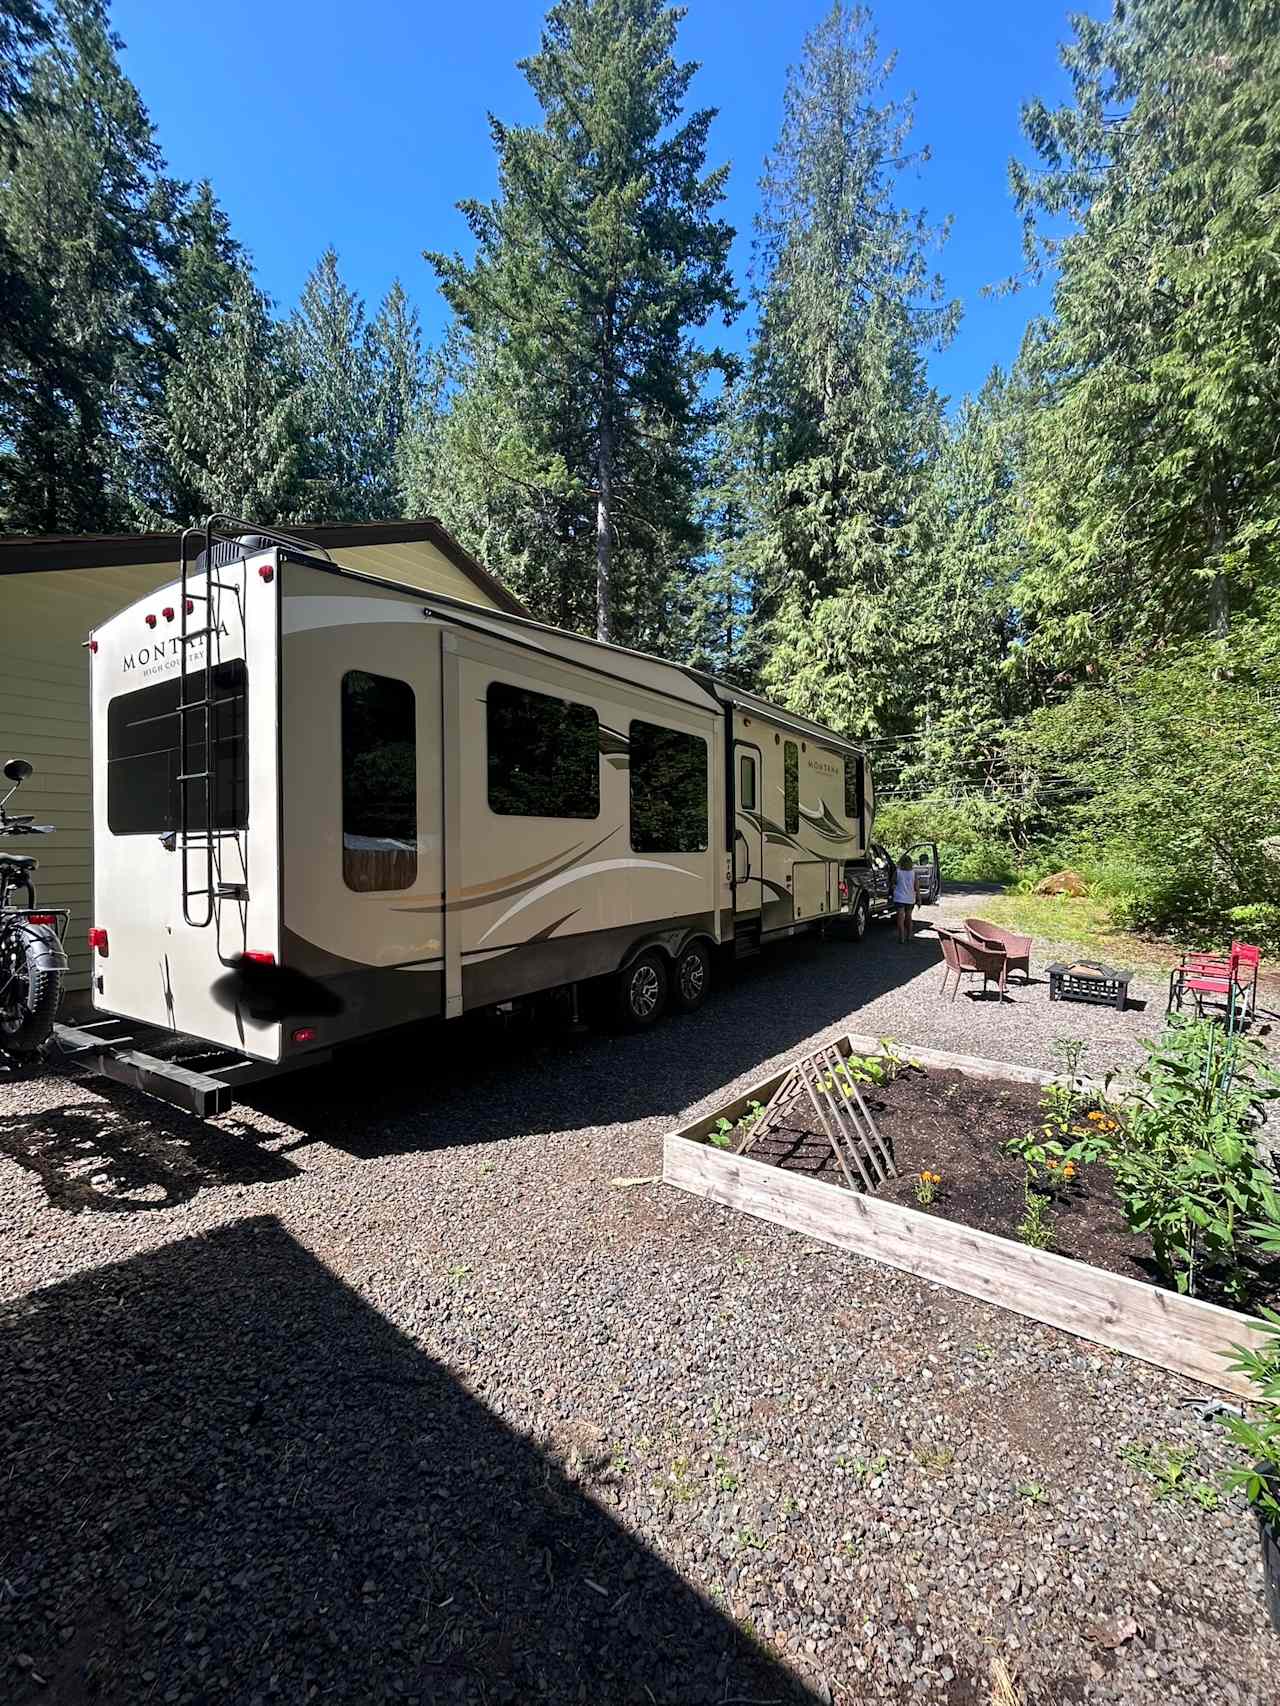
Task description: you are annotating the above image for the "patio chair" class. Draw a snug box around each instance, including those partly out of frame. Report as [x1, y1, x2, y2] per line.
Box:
[1231, 941, 1261, 1019]
[1168, 942, 1261, 1023]
[965, 918, 1033, 986]
[937, 927, 1009, 1003]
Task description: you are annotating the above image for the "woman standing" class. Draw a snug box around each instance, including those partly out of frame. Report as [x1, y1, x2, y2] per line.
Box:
[893, 854, 916, 944]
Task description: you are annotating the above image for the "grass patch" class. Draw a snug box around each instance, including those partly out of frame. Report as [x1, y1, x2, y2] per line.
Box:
[977, 892, 1185, 972]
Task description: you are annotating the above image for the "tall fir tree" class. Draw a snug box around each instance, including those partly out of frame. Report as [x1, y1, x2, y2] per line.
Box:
[126, 178, 246, 522]
[368, 279, 425, 516]
[139, 262, 301, 527]
[1010, 0, 1280, 665]
[0, 0, 175, 531]
[288, 247, 404, 522]
[428, 0, 739, 644]
[747, 1, 958, 738]
[401, 324, 598, 629]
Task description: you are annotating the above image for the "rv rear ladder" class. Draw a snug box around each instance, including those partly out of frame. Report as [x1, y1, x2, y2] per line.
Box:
[175, 524, 231, 927]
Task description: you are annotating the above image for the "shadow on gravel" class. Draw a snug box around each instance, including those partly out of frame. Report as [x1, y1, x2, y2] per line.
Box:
[0, 1217, 817, 1706]
[0, 1092, 299, 1213]
[245, 925, 948, 1161]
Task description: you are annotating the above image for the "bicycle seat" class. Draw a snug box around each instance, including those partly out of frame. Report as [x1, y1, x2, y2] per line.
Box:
[1, 853, 38, 872]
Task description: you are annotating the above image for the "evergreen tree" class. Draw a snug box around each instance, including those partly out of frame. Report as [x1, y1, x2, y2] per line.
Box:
[288, 247, 394, 522]
[428, 0, 739, 643]
[368, 279, 425, 516]
[0, 0, 52, 156]
[139, 262, 301, 527]
[748, 1, 958, 738]
[0, 0, 174, 531]
[126, 179, 246, 522]
[1010, 0, 1280, 665]
[683, 381, 768, 682]
[401, 325, 598, 629]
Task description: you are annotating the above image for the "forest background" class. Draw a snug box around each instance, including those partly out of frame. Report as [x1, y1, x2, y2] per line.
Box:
[2, 0, 1277, 947]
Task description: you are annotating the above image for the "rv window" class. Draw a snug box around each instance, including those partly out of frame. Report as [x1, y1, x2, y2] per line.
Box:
[342, 671, 417, 893]
[784, 741, 799, 835]
[487, 683, 599, 819]
[107, 661, 248, 836]
[630, 721, 708, 853]
[739, 752, 756, 812]
[845, 755, 866, 846]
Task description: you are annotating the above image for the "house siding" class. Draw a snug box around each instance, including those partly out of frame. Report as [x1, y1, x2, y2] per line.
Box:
[0, 539, 509, 994]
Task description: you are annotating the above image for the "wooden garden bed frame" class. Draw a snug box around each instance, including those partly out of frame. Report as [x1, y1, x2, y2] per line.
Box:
[663, 1032, 1270, 1397]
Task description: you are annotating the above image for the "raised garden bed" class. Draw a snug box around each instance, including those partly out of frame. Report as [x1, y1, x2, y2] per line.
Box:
[664, 1032, 1276, 1396]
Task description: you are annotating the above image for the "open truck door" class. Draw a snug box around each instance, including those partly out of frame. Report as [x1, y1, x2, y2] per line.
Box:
[909, 841, 941, 906]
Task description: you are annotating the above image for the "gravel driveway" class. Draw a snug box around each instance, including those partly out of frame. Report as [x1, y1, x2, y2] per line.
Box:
[1, 886, 1276, 1705]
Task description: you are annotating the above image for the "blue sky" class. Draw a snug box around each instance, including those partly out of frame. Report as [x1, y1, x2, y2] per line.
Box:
[114, 0, 1081, 407]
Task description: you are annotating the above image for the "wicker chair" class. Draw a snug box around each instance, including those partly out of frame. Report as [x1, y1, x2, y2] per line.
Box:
[965, 918, 1032, 986]
[938, 927, 1009, 1003]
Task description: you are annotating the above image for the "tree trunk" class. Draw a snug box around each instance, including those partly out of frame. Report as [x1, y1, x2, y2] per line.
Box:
[596, 395, 614, 643]
[1208, 505, 1229, 638]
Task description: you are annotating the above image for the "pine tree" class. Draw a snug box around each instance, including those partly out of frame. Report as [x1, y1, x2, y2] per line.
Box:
[401, 325, 596, 629]
[368, 279, 425, 516]
[683, 381, 768, 682]
[126, 179, 246, 522]
[0, 0, 174, 531]
[139, 263, 301, 527]
[428, 0, 739, 643]
[1010, 0, 1280, 664]
[288, 247, 392, 522]
[0, 0, 52, 156]
[745, 2, 958, 739]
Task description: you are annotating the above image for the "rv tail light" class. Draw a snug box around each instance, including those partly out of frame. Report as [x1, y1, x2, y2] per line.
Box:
[87, 927, 109, 953]
[162, 605, 175, 621]
[185, 598, 194, 614]
[241, 950, 276, 966]
[145, 612, 157, 628]
[84, 638, 99, 652]
[27, 913, 55, 925]
[291, 1027, 316, 1045]
[258, 564, 274, 582]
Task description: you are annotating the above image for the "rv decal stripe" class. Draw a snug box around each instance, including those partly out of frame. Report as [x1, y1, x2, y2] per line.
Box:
[478, 859, 700, 944]
[283, 594, 425, 634]
[798, 800, 854, 843]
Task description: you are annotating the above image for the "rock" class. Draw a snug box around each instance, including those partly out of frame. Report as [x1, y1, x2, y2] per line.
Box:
[1035, 868, 1089, 897]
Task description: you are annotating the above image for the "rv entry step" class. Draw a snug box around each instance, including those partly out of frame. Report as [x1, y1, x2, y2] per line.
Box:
[52, 1019, 329, 1117]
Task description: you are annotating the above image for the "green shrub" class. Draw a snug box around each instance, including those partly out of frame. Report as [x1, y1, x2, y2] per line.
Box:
[1222, 1310, 1280, 1528]
[1226, 903, 1280, 956]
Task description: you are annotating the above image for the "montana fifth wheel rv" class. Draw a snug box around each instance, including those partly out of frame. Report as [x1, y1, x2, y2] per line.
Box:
[59, 521, 876, 1113]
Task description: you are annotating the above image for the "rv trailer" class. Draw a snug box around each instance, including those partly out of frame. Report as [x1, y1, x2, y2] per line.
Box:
[59, 520, 876, 1113]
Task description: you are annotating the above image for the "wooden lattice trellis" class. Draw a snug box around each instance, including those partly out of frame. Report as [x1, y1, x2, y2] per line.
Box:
[734, 1041, 896, 1191]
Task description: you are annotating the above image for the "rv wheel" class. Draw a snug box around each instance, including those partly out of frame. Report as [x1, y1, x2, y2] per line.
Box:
[849, 894, 869, 941]
[673, 940, 711, 1012]
[617, 951, 668, 1030]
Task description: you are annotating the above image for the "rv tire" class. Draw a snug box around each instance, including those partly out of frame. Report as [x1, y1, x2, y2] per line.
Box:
[616, 950, 669, 1030]
[673, 940, 711, 1013]
[849, 894, 869, 941]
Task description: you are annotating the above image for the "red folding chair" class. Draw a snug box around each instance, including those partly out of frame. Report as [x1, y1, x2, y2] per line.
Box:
[1170, 948, 1230, 1015]
[1168, 943, 1261, 1023]
[1231, 941, 1261, 1019]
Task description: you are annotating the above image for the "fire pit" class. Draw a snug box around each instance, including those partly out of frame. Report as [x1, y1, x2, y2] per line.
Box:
[1047, 960, 1132, 1011]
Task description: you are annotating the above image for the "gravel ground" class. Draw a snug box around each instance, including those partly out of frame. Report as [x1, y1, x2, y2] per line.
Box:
[2, 885, 1278, 1706]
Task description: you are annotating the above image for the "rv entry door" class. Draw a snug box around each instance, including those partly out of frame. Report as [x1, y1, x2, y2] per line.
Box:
[733, 743, 764, 917]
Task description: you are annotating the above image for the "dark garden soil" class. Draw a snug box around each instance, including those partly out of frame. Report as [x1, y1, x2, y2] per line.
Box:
[742, 1065, 1280, 1309]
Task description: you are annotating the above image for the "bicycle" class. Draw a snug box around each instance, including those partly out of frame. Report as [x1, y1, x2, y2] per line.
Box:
[1, 758, 69, 1059]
